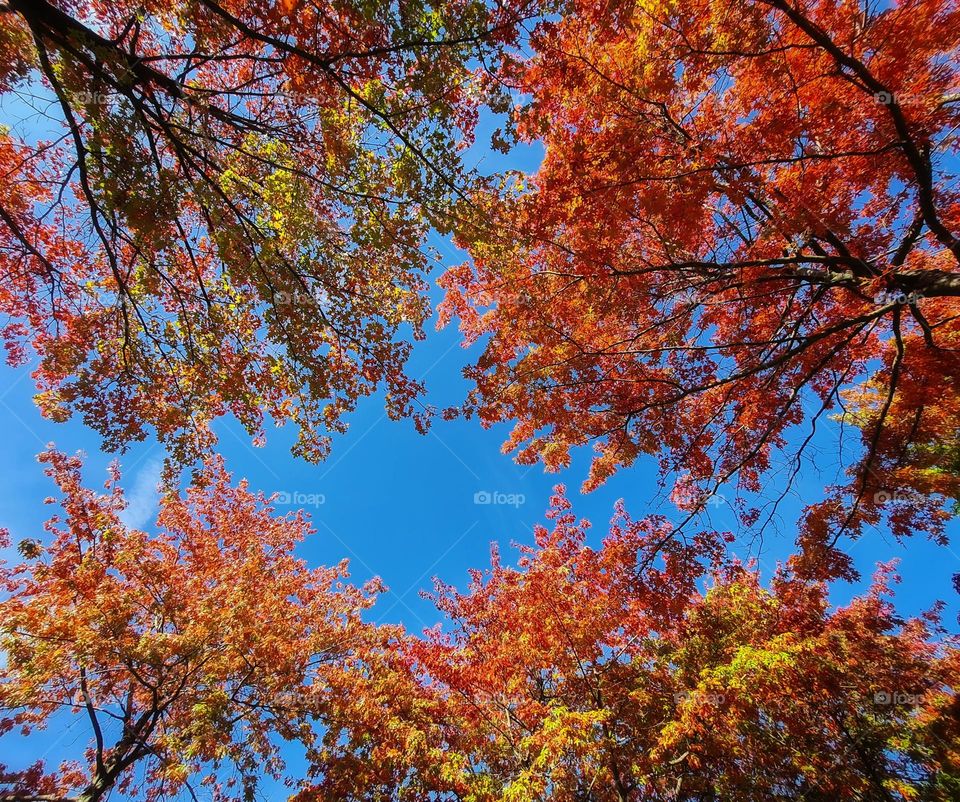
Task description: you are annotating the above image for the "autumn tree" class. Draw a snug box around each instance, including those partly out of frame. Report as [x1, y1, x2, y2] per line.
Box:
[306, 489, 960, 801]
[0, 0, 536, 464]
[440, 0, 960, 570]
[0, 449, 395, 802]
[0, 459, 956, 802]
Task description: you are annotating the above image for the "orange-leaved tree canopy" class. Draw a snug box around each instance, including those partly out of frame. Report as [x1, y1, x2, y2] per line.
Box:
[0, 450, 395, 802]
[0, 0, 535, 463]
[296, 489, 960, 801]
[1, 468, 957, 801]
[441, 0, 960, 567]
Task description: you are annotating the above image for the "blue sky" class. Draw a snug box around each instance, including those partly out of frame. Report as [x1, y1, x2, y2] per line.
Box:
[1, 227, 958, 633]
[0, 43, 955, 638]
[1, 105, 957, 632]
[1, 87, 958, 793]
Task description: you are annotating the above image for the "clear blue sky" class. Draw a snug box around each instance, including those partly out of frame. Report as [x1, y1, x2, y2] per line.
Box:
[0, 99, 958, 794]
[0, 46, 954, 637]
[1, 231, 957, 632]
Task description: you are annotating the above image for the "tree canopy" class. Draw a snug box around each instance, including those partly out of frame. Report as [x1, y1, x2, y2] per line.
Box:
[0, 451, 393, 802]
[3, 472, 957, 801]
[0, 0, 532, 462]
[440, 0, 960, 570]
[1, 1, 958, 800]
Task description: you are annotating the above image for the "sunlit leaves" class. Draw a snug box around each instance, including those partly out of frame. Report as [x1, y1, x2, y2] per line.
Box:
[0, 450, 392, 802]
[0, 0, 534, 464]
[441, 0, 960, 569]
